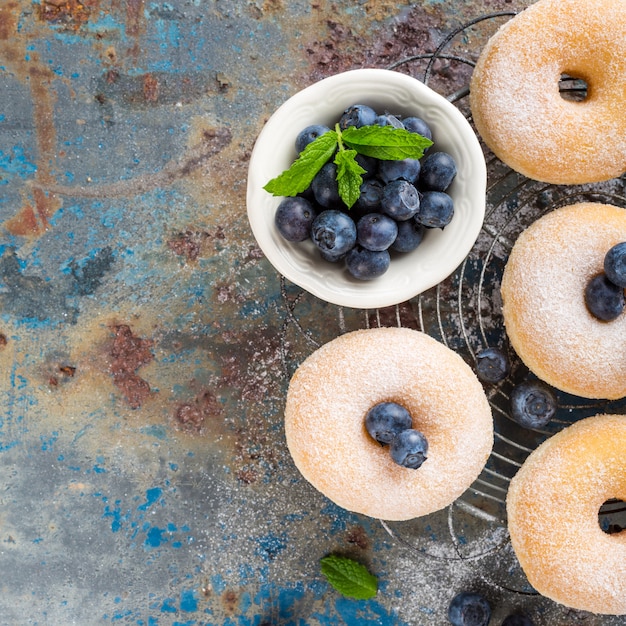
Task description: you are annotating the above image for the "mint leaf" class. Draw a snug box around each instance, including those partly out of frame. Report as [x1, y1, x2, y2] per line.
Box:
[263, 131, 338, 197]
[320, 554, 378, 600]
[334, 149, 366, 209]
[342, 125, 433, 160]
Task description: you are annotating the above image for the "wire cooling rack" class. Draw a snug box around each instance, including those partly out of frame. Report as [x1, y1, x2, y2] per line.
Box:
[277, 10, 626, 603]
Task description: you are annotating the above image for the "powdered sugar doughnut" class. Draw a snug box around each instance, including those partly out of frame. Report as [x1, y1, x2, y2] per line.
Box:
[284, 327, 493, 521]
[501, 203, 626, 399]
[507, 414, 626, 615]
[469, 0, 626, 184]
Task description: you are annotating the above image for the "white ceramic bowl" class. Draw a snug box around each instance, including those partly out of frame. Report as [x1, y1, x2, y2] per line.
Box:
[246, 68, 486, 309]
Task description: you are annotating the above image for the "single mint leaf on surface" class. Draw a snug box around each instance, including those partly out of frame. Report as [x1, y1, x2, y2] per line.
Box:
[334, 149, 367, 209]
[320, 554, 378, 600]
[342, 125, 433, 160]
[263, 131, 338, 197]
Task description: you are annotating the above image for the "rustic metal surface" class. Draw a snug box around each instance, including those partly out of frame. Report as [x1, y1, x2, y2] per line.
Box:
[0, 1, 624, 624]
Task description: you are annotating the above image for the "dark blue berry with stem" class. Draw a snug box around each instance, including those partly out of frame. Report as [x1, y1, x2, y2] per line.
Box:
[448, 592, 491, 626]
[311, 210, 357, 258]
[295, 124, 331, 153]
[274, 197, 317, 242]
[585, 273, 625, 321]
[365, 402, 412, 445]
[346, 246, 390, 280]
[510, 380, 557, 429]
[339, 104, 377, 129]
[419, 151, 457, 191]
[475, 347, 510, 384]
[416, 191, 454, 229]
[390, 429, 428, 469]
[381, 180, 420, 221]
[357, 213, 398, 251]
[390, 219, 425, 253]
[604, 242, 626, 288]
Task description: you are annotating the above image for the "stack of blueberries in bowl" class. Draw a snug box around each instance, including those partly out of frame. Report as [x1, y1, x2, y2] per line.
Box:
[246, 69, 487, 309]
[274, 103, 459, 281]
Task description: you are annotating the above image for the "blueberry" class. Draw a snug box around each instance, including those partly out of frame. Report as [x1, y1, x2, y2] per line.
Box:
[274, 197, 317, 242]
[448, 592, 491, 626]
[390, 219, 426, 253]
[346, 246, 390, 280]
[354, 179, 384, 214]
[355, 153, 379, 179]
[379, 158, 421, 184]
[311, 162, 341, 208]
[339, 104, 377, 129]
[475, 347, 510, 384]
[604, 242, 626, 288]
[381, 180, 420, 221]
[419, 151, 457, 192]
[402, 116, 433, 141]
[365, 402, 412, 445]
[357, 213, 398, 251]
[585, 273, 625, 321]
[311, 210, 357, 257]
[376, 113, 404, 128]
[389, 429, 428, 469]
[416, 191, 454, 229]
[295, 124, 331, 153]
[509, 380, 557, 429]
[501, 615, 534, 626]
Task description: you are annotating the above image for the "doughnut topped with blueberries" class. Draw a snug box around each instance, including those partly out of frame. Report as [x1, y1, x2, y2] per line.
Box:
[501, 202, 626, 399]
[284, 327, 493, 521]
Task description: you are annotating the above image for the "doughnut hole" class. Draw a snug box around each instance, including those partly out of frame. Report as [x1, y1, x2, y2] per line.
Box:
[599, 498, 626, 535]
[559, 73, 589, 102]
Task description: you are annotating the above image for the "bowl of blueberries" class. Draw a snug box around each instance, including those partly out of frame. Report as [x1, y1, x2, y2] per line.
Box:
[246, 68, 486, 309]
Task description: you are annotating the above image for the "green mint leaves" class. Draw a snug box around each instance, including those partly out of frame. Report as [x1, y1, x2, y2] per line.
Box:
[263, 130, 338, 198]
[263, 123, 433, 209]
[339, 124, 431, 160]
[334, 148, 366, 211]
[320, 554, 378, 600]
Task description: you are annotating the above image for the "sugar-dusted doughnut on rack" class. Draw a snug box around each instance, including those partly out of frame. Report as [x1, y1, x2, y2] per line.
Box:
[469, 0, 626, 184]
[284, 327, 493, 521]
[507, 414, 626, 615]
[501, 203, 626, 400]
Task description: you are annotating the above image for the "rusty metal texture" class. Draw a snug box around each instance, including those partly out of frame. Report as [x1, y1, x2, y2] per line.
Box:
[0, 1, 624, 624]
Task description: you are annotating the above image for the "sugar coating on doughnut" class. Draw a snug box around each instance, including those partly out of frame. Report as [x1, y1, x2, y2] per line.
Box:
[501, 203, 626, 400]
[507, 414, 626, 615]
[284, 327, 493, 521]
[469, 0, 626, 184]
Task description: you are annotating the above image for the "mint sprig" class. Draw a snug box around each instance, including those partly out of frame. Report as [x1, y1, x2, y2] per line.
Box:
[320, 554, 378, 600]
[263, 123, 433, 209]
[263, 130, 339, 197]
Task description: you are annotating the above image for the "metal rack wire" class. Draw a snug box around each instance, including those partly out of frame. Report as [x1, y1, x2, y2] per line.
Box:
[277, 8, 626, 605]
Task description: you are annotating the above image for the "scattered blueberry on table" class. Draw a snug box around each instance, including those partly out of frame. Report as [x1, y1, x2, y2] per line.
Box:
[509, 380, 557, 429]
[448, 591, 491, 626]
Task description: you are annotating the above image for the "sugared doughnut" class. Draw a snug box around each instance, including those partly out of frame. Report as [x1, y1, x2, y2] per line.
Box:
[469, 0, 626, 184]
[284, 327, 493, 521]
[507, 414, 626, 615]
[501, 203, 626, 400]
